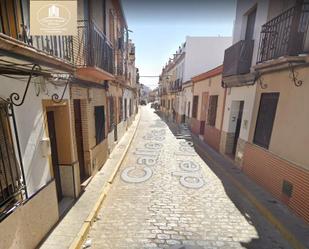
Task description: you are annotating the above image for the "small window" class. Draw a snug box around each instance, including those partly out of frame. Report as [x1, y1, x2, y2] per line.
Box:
[207, 95, 218, 126]
[253, 93, 279, 149]
[94, 106, 105, 145]
[192, 96, 199, 118]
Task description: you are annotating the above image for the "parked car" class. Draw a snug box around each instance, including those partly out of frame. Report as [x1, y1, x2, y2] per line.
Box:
[151, 101, 160, 110]
[140, 100, 147, 105]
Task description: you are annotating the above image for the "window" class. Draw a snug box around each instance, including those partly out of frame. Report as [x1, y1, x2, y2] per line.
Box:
[94, 106, 105, 145]
[253, 93, 279, 149]
[0, 0, 25, 39]
[0, 102, 23, 213]
[118, 97, 122, 123]
[168, 100, 170, 110]
[207, 95, 218, 126]
[129, 99, 132, 116]
[245, 7, 256, 41]
[192, 96, 199, 118]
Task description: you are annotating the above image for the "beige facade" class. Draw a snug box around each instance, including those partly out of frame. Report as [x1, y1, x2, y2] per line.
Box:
[249, 64, 309, 170]
[192, 73, 225, 130]
[220, 0, 309, 222]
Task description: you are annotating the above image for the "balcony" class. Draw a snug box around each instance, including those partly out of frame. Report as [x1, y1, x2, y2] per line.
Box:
[30, 35, 74, 64]
[74, 20, 114, 82]
[222, 40, 254, 77]
[257, 1, 309, 63]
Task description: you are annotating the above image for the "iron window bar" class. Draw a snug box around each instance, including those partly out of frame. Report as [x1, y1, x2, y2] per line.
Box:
[0, 101, 26, 221]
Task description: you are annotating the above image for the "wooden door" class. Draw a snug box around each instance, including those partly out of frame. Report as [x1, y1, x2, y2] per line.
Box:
[47, 111, 62, 201]
[74, 100, 87, 182]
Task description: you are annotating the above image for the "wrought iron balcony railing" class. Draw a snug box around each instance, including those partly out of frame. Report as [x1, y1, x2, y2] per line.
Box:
[222, 39, 254, 77]
[30, 35, 74, 64]
[74, 20, 114, 74]
[257, 1, 309, 63]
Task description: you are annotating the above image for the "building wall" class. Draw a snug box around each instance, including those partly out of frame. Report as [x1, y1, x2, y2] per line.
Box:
[71, 85, 108, 175]
[0, 76, 69, 196]
[243, 143, 309, 222]
[193, 74, 225, 130]
[222, 85, 256, 141]
[221, 85, 256, 160]
[248, 66, 309, 170]
[0, 180, 59, 249]
[192, 73, 226, 151]
[232, 0, 269, 67]
[183, 36, 232, 82]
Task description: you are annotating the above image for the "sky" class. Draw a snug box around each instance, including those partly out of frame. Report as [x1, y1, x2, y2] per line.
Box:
[121, 0, 236, 90]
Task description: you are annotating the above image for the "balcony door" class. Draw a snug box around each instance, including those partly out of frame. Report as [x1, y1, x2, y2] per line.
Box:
[245, 7, 257, 41]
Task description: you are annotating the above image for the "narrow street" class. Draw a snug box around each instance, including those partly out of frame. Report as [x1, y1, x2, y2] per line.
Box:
[87, 106, 291, 249]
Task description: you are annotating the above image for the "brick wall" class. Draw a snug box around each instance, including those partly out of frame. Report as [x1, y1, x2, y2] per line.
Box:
[203, 125, 221, 152]
[243, 143, 309, 222]
[71, 85, 108, 176]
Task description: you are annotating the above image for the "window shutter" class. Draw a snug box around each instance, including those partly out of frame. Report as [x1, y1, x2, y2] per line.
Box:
[254, 93, 279, 149]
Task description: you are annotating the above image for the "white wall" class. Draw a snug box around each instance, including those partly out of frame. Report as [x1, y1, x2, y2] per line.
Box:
[0, 76, 69, 196]
[232, 0, 270, 67]
[123, 89, 134, 119]
[222, 85, 256, 141]
[183, 36, 232, 82]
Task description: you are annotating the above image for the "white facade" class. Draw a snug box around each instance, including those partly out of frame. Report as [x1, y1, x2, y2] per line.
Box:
[232, 0, 270, 68]
[182, 36, 232, 83]
[0, 75, 69, 197]
[172, 36, 232, 118]
[222, 85, 256, 142]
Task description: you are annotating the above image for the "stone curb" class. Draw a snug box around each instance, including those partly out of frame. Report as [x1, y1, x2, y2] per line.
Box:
[69, 111, 142, 249]
[194, 141, 306, 249]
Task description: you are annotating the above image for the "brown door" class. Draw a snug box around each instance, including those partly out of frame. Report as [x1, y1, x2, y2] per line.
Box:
[74, 100, 87, 182]
[200, 92, 209, 135]
[232, 101, 244, 155]
[47, 111, 62, 201]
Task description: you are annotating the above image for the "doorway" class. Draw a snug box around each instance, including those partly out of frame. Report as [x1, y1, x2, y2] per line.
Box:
[245, 7, 256, 41]
[47, 111, 63, 201]
[232, 101, 244, 155]
[74, 100, 87, 183]
[200, 92, 209, 135]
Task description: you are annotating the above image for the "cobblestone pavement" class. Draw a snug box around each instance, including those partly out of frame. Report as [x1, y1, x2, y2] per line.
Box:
[88, 106, 291, 249]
